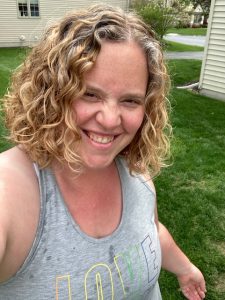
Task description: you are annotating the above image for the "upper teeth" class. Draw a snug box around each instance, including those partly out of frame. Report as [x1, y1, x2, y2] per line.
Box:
[88, 132, 114, 144]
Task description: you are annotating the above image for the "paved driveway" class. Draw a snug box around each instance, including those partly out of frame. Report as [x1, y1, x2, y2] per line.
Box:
[164, 34, 206, 47]
[165, 51, 204, 60]
[164, 33, 205, 59]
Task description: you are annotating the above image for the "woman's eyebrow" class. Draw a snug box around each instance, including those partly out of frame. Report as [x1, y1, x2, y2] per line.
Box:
[85, 84, 145, 101]
[121, 93, 145, 102]
[85, 85, 106, 96]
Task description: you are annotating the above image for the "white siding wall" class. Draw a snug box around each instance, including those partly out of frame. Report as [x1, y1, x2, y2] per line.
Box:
[199, 0, 225, 101]
[0, 0, 129, 47]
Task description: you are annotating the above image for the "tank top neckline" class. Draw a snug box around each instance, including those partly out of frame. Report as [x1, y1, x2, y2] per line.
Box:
[47, 157, 128, 244]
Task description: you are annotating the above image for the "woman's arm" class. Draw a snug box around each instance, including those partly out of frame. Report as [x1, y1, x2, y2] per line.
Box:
[0, 147, 40, 282]
[148, 179, 206, 300]
[158, 222, 206, 300]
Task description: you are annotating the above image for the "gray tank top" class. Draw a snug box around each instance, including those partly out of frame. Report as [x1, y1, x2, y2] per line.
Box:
[0, 157, 162, 299]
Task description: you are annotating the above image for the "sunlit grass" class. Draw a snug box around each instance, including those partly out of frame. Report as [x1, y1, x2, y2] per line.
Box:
[164, 40, 204, 52]
[167, 27, 207, 36]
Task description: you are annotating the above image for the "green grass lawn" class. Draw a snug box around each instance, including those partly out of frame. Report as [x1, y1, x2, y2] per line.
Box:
[164, 40, 204, 52]
[167, 59, 202, 86]
[157, 60, 225, 299]
[0, 47, 28, 151]
[0, 50, 225, 299]
[167, 27, 207, 36]
[0, 47, 27, 97]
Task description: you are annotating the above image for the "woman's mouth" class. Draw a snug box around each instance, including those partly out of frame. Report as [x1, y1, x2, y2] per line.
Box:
[84, 131, 115, 144]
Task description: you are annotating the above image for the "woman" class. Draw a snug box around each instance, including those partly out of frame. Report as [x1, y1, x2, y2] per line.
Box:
[0, 4, 206, 299]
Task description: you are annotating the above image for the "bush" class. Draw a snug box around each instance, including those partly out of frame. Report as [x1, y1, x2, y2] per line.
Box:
[133, 0, 175, 40]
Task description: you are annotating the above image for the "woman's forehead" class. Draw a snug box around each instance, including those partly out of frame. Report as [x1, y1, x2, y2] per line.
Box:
[82, 41, 148, 98]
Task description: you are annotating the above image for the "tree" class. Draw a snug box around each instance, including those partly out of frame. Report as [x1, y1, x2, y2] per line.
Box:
[180, 0, 211, 24]
[133, 0, 175, 40]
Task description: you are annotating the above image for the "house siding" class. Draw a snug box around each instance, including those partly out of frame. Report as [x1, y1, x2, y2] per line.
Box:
[0, 0, 129, 47]
[199, 0, 225, 101]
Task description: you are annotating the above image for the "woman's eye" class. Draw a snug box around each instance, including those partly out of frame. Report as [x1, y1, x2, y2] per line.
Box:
[122, 99, 142, 106]
[84, 92, 96, 98]
[83, 91, 99, 101]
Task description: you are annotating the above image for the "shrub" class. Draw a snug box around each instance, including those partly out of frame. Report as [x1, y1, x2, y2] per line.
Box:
[133, 0, 175, 40]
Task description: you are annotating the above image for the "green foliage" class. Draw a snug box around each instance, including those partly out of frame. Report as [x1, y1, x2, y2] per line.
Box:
[134, 0, 175, 40]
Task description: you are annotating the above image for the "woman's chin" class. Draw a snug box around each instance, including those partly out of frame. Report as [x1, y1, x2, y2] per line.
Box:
[81, 155, 115, 171]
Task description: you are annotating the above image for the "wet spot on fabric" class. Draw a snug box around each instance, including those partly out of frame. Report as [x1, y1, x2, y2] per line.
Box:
[109, 245, 115, 264]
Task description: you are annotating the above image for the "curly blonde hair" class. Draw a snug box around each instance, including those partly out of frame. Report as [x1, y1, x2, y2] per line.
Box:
[3, 4, 171, 176]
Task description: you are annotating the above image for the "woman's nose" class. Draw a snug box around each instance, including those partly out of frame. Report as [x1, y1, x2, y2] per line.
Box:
[96, 102, 122, 130]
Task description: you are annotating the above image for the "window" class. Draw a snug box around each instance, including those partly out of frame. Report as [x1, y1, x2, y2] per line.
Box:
[18, 0, 28, 17]
[30, 0, 39, 16]
[18, 0, 40, 17]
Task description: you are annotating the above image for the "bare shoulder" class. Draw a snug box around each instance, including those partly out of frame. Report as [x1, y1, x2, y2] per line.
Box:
[0, 146, 34, 172]
[0, 146, 38, 199]
[0, 146, 40, 282]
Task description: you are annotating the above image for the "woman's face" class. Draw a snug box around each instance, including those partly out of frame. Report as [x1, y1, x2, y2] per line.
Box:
[72, 40, 148, 170]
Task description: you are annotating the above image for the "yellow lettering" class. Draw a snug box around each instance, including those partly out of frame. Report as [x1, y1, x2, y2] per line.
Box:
[84, 263, 114, 300]
[56, 275, 72, 300]
[114, 254, 126, 296]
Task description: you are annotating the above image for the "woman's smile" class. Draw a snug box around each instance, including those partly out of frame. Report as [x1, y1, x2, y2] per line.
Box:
[80, 129, 122, 152]
[85, 131, 116, 145]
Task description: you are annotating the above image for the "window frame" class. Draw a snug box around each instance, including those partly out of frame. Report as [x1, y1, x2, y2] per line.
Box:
[17, 0, 40, 19]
